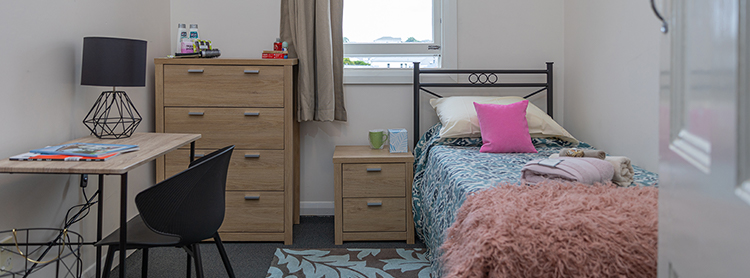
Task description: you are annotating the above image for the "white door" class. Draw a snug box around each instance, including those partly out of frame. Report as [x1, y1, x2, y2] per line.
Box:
[658, 0, 750, 277]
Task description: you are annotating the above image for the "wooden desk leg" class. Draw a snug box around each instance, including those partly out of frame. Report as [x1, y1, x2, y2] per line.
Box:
[119, 173, 128, 278]
[96, 174, 104, 278]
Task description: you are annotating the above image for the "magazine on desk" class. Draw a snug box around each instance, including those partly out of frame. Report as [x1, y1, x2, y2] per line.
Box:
[29, 143, 139, 157]
[10, 152, 121, 161]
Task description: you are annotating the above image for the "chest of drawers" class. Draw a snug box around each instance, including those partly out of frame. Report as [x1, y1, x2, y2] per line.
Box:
[155, 58, 299, 244]
[332, 146, 415, 245]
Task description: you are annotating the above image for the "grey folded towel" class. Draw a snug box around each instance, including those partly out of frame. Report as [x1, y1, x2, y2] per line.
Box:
[559, 148, 606, 160]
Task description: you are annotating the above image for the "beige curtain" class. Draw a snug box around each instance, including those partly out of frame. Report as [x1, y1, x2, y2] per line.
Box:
[280, 0, 347, 122]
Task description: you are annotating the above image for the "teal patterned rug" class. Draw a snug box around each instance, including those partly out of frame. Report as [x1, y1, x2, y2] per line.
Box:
[266, 248, 432, 278]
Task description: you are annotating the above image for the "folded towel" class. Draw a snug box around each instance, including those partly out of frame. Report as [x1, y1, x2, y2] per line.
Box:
[605, 156, 634, 186]
[559, 148, 606, 159]
[549, 154, 635, 186]
[521, 157, 614, 185]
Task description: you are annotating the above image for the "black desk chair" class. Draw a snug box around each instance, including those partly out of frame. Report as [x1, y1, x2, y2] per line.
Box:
[96, 145, 236, 278]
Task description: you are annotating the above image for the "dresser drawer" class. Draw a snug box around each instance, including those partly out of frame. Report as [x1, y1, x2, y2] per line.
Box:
[165, 149, 285, 191]
[163, 65, 284, 107]
[342, 163, 405, 198]
[220, 191, 285, 233]
[164, 107, 284, 150]
[342, 197, 405, 232]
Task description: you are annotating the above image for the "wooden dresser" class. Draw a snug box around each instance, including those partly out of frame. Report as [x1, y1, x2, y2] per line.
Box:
[154, 58, 299, 244]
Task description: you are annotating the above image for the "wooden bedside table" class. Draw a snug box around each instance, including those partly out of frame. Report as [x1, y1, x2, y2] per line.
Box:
[332, 146, 415, 245]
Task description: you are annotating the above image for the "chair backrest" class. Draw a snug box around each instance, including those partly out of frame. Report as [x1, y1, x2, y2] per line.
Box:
[135, 145, 234, 244]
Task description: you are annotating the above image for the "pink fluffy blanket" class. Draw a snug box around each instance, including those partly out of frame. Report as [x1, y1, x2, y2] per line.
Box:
[441, 181, 658, 278]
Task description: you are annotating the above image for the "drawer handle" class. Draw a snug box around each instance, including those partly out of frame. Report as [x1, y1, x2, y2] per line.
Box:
[366, 168, 382, 172]
[194, 154, 205, 158]
[243, 70, 260, 74]
[244, 154, 260, 158]
[188, 112, 204, 116]
[367, 202, 382, 207]
[187, 69, 204, 73]
[244, 112, 260, 116]
[245, 196, 261, 200]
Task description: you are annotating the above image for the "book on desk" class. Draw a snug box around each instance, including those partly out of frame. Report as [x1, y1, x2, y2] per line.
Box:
[10, 142, 139, 162]
[10, 152, 121, 161]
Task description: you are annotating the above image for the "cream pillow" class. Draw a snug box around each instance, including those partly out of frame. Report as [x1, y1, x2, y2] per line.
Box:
[429, 96, 578, 144]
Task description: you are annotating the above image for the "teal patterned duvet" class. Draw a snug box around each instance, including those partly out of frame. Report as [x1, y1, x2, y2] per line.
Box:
[412, 124, 659, 276]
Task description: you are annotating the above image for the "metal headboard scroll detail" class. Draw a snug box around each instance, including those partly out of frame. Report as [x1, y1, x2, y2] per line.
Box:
[468, 73, 499, 84]
[412, 61, 554, 148]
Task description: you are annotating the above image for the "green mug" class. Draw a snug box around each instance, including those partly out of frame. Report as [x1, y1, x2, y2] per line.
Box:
[368, 129, 389, 149]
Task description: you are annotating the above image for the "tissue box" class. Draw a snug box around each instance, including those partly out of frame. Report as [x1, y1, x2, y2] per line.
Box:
[388, 128, 408, 153]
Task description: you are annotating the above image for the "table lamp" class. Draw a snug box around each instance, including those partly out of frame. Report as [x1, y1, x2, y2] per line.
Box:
[81, 37, 147, 139]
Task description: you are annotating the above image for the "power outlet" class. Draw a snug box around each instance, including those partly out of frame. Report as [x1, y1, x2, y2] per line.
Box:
[0, 236, 13, 273]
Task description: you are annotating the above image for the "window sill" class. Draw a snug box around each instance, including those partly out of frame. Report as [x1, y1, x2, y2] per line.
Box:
[343, 68, 413, 85]
[343, 68, 459, 85]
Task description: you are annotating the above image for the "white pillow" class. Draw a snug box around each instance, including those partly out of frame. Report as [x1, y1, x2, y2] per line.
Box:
[429, 96, 578, 144]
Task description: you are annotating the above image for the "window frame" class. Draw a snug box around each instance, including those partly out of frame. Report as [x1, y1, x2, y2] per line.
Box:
[343, 0, 456, 84]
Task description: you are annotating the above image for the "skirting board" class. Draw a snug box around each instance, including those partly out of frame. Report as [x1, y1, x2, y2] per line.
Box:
[300, 201, 335, 216]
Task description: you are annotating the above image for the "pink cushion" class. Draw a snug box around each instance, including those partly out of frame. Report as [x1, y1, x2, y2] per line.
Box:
[473, 100, 537, 153]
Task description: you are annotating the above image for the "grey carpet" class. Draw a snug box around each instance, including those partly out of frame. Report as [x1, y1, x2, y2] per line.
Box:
[107, 216, 426, 278]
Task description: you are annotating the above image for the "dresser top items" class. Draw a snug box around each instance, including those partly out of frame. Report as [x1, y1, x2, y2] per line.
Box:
[155, 58, 297, 66]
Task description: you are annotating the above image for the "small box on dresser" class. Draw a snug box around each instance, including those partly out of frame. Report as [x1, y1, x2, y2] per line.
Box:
[154, 58, 299, 244]
[332, 145, 415, 245]
[388, 129, 408, 153]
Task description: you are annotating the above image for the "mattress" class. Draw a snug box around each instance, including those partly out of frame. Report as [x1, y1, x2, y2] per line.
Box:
[412, 123, 659, 276]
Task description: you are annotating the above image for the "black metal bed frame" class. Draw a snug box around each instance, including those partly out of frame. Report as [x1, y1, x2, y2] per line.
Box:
[412, 61, 554, 147]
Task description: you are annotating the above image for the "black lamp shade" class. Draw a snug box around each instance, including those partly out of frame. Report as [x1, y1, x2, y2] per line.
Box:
[81, 37, 147, 87]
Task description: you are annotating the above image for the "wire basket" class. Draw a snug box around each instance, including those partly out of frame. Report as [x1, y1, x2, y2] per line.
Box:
[0, 228, 84, 278]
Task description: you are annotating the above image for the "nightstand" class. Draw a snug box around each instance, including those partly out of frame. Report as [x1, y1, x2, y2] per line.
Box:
[332, 146, 415, 245]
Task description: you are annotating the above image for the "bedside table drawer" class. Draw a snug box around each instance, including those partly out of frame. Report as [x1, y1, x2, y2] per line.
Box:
[165, 107, 284, 150]
[220, 191, 285, 233]
[342, 198, 406, 232]
[342, 163, 405, 198]
[165, 149, 285, 191]
[163, 65, 284, 107]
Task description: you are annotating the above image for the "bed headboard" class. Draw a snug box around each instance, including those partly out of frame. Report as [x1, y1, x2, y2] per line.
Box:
[413, 62, 554, 146]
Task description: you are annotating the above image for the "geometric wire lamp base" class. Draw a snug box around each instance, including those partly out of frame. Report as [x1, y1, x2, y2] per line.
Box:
[82, 91, 142, 139]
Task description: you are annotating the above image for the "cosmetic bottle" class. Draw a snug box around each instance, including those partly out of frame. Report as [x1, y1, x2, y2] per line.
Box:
[176, 23, 187, 53]
[189, 24, 200, 41]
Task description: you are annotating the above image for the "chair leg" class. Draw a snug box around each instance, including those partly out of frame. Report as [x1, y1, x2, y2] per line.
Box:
[102, 247, 116, 278]
[186, 247, 192, 278]
[193, 243, 205, 278]
[213, 233, 236, 278]
[142, 248, 149, 277]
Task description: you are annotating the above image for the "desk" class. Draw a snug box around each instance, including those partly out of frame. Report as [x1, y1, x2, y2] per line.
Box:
[0, 132, 201, 278]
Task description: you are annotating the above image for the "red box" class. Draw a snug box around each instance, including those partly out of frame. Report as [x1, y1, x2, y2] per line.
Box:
[262, 53, 287, 59]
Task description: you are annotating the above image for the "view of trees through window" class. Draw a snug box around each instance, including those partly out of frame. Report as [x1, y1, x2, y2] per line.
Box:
[343, 0, 439, 68]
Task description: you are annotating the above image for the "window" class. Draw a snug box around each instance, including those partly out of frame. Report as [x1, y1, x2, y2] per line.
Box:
[343, 0, 445, 79]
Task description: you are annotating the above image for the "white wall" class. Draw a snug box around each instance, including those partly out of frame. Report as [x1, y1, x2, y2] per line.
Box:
[170, 0, 281, 58]
[0, 0, 170, 276]
[564, 1, 661, 171]
[457, 0, 566, 122]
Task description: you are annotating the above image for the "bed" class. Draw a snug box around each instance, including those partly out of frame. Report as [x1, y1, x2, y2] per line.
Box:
[410, 62, 659, 277]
